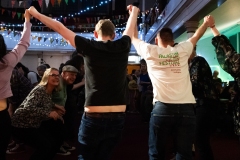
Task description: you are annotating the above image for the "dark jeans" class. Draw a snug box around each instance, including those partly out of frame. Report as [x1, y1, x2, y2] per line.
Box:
[0, 109, 11, 160]
[195, 99, 217, 160]
[78, 112, 125, 160]
[12, 119, 64, 160]
[140, 91, 153, 122]
[149, 101, 196, 160]
[64, 94, 78, 140]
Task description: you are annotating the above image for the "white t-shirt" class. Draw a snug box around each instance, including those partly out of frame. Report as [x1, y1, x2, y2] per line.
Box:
[135, 40, 196, 104]
[27, 72, 38, 85]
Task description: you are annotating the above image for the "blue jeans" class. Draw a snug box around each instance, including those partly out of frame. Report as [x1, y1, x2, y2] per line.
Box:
[149, 101, 196, 160]
[78, 113, 125, 160]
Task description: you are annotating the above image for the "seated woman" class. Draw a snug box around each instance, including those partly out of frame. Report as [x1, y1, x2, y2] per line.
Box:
[11, 68, 64, 160]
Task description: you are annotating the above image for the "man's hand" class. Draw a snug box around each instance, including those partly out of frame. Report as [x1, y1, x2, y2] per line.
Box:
[127, 5, 140, 15]
[204, 15, 215, 28]
[28, 6, 39, 17]
[24, 9, 31, 22]
[49, 111, 60, 120]
[54, 104, 66, 116]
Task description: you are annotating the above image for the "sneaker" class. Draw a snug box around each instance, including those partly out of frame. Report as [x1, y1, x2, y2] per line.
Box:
[57, 146, 71, 156]
[62, 142, 76, 151]
[6, 144, 26, 154]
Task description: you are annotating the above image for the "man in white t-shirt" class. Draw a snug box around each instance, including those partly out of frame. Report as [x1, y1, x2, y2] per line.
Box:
[128, 5, 215, 160]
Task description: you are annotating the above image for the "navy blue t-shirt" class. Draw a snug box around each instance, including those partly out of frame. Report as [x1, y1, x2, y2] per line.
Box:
[75, 35, 131, 106]
[140, 73, 151, 93]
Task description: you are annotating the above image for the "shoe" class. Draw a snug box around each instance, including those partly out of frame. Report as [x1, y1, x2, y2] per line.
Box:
[57, 146, 71, 156]
[62, 142, 76, 151]
[7, 140, 16, 150]
[6, 144, 26, 154]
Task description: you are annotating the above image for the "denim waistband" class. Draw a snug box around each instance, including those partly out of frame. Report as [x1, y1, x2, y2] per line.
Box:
[84, 112, 126, 119]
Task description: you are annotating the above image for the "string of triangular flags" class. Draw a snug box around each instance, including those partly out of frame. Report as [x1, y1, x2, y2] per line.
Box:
[6, 0, 72, 9]
[31, 35, 68, 44]
[0, 28, 68, 45]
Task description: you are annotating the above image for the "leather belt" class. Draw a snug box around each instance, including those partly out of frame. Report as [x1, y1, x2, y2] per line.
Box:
[84, 112, 126, 119]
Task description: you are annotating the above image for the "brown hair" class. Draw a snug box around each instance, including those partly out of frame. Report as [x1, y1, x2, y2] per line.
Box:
[39, 68, 61, 91]
[158, 28, 174, 44]
[95, 19, 115, 38]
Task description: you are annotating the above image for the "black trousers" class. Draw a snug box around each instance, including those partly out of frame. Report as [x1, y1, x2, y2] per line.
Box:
[0, 109, 11, 160]
[195, 99, 218, 160]
[12, 119, 64, 160]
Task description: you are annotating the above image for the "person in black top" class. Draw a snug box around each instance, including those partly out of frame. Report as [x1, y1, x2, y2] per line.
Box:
[189, 46, 219, 160]
[210, 25, 240, 138]
[28, 5, 138, 160]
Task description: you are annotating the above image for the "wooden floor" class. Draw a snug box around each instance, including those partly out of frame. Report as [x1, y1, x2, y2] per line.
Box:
[6, 113, 240, 160]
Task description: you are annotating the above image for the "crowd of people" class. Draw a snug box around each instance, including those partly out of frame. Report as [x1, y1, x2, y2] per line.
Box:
[0, 4, 239, 160]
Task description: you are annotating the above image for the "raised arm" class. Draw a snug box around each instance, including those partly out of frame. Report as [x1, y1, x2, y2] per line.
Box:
[9, 10, 31, 66]
[124, 5, 142, 48]
[188, 15, 215, 47]
[210, 25, 220, 37]
[123, 5, 139, 37]
[28, 6, 76, 48]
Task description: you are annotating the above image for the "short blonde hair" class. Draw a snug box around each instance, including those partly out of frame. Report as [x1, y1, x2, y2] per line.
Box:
[95, 19, 115, 38]
[39, 68, 61, 91]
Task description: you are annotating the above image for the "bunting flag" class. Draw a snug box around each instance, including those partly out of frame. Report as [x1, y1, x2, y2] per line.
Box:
[11, 0, 16, 8]
[23, 1, 27, 8]
[65, 0, 68, 5]
[51, 0, 55, 6]
[86, 18, 90, 24]
[19, 1, 23, 6]
[1, 9, 5, 15]
[14, 31, 18, 37]
[38, 37, 42, 42]
[32, 35, 37, 40]
[38, 0, 43, 7]
[17, 12, 21, 19]
[57, 0, 61, 6]
[45, 0, 50, 7]
[12, 11, 16, 19]
[63, 17, 67, 23]
[44, 37, 48, 42]
[50, 38, 54, 43]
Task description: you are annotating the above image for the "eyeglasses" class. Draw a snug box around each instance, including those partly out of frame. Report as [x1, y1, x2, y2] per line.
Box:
[49, 74, 60, 78]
